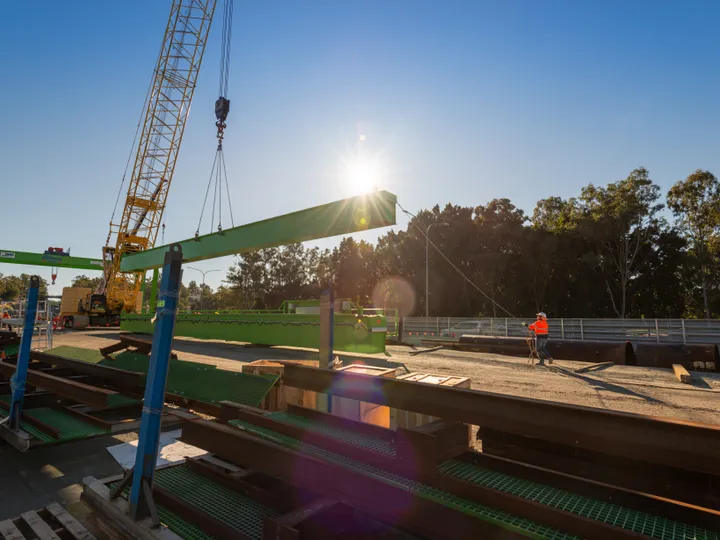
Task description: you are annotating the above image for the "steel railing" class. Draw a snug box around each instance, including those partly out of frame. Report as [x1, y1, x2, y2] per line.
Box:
[400, 317, 720, 344]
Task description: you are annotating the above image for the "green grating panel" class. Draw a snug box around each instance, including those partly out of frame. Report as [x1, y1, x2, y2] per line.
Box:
[0, 344, 19, 357]
[229, 419, 574, 540]
[106, 394, 143, 407]
[25, 407, 108, 440]
[0, 408, 55, 442]
[268, 411, 396, 456]
[46, 345, 105, 364]
[111, 465, 276, 540]
[155, 466, 276, 539]
[156, 506, 214, 540]
[169, 369, 278, 407]
[439, 460, 720, 540]
[41, 348, 277, 410]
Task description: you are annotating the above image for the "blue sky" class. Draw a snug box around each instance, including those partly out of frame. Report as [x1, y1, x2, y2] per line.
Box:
[1, 0, 719, 294]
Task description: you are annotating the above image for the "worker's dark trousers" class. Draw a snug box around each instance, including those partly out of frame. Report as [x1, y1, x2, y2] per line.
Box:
[536, 335, 550, 361]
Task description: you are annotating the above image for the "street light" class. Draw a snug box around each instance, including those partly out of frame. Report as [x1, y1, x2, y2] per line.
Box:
[426, 222, 449, 318]
[186, 267, 220, 311]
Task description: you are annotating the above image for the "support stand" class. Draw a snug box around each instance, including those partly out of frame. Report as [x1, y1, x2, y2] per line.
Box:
[9, 276, 40, 431]
[317, 287, 334, 413]
[128, 245, 183, 522]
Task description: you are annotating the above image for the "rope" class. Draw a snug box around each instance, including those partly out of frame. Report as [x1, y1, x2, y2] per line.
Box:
[396, 201, 517, 318]
[218, 0, 234, 98]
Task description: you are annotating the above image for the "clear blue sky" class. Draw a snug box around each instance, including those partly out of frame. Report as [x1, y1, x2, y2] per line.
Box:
[1, 0, 718, 294]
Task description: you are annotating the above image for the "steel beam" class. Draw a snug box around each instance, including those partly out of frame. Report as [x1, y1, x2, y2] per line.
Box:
[120, 191, 397, 272]
[181, 419, 524, 540]
[279, 364, 720, 476]
[30, 351, 144, 390]
[0, 362, 120, 409]
[0, 249, 103, 271]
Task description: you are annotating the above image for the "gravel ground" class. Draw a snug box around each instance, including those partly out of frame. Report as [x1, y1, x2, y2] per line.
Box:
[48, 329, 720, 425]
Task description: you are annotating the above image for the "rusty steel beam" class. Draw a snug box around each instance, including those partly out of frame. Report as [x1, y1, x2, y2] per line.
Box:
[479, 428, 720, 511]
[181, 419, 524, 540]
[56, 406, 113, 431]
[454, 451, 720, 531]
[0, 362, 120, 409]
[279, 364, 720, 476]
[30, 351, 144, 390]
[229, 412, 655, 540]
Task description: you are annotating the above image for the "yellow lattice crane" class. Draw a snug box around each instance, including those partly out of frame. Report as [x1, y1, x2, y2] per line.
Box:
[101, 0, 219, 314]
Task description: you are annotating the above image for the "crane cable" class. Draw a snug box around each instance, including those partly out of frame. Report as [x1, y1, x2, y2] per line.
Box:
[196, 0, 235, 238]
[396, 200, 517, 318]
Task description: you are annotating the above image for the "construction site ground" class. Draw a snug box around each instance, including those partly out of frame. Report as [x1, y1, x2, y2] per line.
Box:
[1, 328, 718, 524]
[54, 329, 720, 423]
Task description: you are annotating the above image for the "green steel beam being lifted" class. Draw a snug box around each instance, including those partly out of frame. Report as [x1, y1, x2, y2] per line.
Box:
[0, 249, 103, 271]
[121, 190, 397, 272]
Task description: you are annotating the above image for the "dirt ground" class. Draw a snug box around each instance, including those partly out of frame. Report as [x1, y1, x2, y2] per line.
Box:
[51, 329, 720, 424]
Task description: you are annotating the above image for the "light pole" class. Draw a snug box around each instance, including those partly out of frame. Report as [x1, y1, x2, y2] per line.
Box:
[425, 222, 449, 318]
[187, 267, 220, 311]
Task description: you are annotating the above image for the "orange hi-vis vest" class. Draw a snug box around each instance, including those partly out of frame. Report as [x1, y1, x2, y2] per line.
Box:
[529, 319, 549, 335]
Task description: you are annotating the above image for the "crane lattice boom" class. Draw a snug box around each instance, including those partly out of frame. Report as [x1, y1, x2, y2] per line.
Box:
[104, 0, 217, 312]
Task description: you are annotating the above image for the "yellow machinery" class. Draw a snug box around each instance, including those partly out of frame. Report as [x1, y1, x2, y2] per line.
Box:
[101, 0, 218, 313]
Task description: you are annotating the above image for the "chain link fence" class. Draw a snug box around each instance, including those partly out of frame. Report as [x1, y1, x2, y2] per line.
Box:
[400, 317, 720, 345]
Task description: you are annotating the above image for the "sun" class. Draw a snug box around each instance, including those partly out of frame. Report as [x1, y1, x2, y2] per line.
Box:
[345, 158, 379, 194]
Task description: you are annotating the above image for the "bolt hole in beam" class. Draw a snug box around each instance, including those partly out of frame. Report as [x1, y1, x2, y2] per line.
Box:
[120, 191, 397, 272]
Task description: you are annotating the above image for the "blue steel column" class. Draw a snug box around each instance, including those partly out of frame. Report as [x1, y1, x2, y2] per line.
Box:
[129, 244, 182, 520]
[9, 276, 40, 431]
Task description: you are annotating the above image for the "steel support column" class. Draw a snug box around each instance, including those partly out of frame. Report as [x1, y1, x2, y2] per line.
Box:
[8, 276, 40, 431]
[129, 244, 182, 520]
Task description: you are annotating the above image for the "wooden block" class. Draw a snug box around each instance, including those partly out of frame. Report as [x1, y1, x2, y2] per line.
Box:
[20, 510, 61, 540]
[0, 519, 26, 540]
[45, 503, 98, 540]
[672, 364, 692, 384]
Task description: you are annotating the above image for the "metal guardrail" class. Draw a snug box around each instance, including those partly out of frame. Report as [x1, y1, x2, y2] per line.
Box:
[401, 317, 720, 345]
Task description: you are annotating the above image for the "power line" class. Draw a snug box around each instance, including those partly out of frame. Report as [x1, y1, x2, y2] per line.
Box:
[396, 201, 517, 318]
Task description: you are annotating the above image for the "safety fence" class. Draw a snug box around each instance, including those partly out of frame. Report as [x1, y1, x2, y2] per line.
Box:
[399, 317, 720, 345]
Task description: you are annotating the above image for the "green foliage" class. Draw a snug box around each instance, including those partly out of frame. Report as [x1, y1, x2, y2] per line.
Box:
[71, 274, 103, 290]
[3, 167, 717, 319]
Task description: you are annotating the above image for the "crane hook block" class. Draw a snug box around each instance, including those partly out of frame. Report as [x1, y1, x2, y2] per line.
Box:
[215, 97, 230, 123]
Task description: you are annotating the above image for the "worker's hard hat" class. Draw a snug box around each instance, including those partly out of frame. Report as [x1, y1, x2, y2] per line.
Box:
[537, 312, 547, 319]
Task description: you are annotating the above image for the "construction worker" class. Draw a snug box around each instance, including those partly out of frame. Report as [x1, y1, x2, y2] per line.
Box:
[528, 312, 551, 365]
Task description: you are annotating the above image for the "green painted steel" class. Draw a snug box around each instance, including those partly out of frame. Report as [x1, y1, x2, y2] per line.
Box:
[46, 346, 106, 364]
[438, 460, 719, 540]
[228, 419, 574, 540]
[120, 312, 387, 354]
[120, 190, 397, 272]
[50, 347, 277, 408]
[0, 249, 103, 271]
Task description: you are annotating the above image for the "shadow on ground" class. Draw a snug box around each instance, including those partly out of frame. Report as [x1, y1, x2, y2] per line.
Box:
[73, 331, 410, 373]
[0, 434, 127, 520]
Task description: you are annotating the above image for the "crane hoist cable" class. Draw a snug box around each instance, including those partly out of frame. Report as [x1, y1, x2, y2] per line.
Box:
[196, 0, 235, 237]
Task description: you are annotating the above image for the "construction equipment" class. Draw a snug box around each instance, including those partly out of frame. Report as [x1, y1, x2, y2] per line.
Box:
[101, 0, 218, 314]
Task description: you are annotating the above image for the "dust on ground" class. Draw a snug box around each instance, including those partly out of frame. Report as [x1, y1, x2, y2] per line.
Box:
[52, 329, 720, 424]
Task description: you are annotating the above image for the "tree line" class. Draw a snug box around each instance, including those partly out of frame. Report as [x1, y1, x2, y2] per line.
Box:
[163, 167, 720, 319]
[5, 167, 720, 319]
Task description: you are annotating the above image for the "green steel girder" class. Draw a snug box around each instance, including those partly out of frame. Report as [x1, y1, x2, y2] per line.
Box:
[120, 190, 397, 272]
[0, 249, 103, 271]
